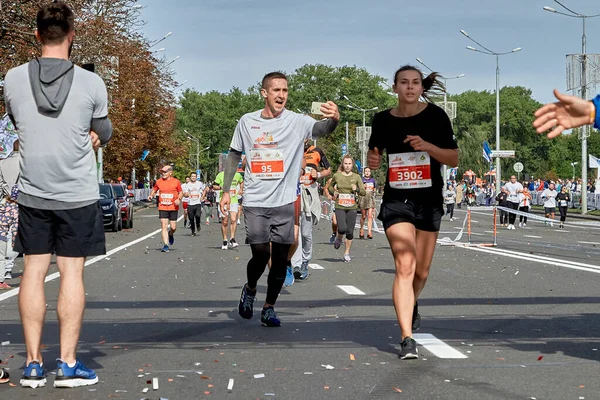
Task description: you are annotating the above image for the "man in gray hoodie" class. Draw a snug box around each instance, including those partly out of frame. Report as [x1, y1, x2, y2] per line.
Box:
[3, 2, 112, 389]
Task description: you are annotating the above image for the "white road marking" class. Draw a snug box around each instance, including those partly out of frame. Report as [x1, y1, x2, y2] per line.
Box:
[454, 243, 600, 275]
[470, 220, 480, 223]
[469, 233, 484, 236]
[413, 333, 468, 359]
[337, 285, 365, 295]
[523, 235, 543, 239]
[578, 241, 600, 245]
[309, 263, 325, 270]
[0, 215, 184, 302]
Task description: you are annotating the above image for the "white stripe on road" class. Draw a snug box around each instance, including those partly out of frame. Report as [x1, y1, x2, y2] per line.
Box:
[0, 215, 184, 302]
[523, 235, 543, 239]
[309, 263, 325, 270]
[337, 285, 365, 295]
[454, 244, 600, 275]
[578, 241, 600, 245]
[469, 233, 484, 236]
[413, 333, 468, 359]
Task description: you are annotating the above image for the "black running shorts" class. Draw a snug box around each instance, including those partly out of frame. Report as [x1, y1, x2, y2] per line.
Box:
[378, 199, 443, 232]
[159, 210, 179, 221]
[544, 207, 556, 214]
[14, 202, 106, 257]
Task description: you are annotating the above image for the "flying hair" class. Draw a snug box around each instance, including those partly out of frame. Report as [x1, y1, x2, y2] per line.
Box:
[393, 65, 446, 103]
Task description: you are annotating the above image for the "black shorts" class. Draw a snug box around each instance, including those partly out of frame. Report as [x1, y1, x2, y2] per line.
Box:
[544, 207, 556, 214]
[14, 202, 106, 257]
[378, 199, 443, 232]
[159, 210, 179, 221]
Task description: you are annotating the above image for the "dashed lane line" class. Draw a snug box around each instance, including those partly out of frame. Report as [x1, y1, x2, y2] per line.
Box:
[337, 285, 366, 295]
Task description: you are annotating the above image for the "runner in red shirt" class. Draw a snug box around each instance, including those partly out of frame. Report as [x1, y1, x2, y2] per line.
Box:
[148, 165, 183, 252]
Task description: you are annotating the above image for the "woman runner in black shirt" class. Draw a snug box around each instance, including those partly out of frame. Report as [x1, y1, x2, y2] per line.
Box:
[368, 65, 459, 360]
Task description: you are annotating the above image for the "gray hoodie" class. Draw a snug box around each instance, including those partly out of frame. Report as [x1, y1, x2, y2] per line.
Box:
[4, 59, 112, 209]
[28, 58, 74, 115]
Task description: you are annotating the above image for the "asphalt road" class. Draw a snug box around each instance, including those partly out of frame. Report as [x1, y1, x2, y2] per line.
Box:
[1, 203, 600, 400]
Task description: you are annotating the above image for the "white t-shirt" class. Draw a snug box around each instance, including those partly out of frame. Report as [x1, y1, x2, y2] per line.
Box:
[230, 109, 316, 208]
[444, 189, 456, 204]
[541, 189, 557, 208]
[187, 181, 205, 206]
[504, 182, 523, 203]
[182, 183, 190, 202]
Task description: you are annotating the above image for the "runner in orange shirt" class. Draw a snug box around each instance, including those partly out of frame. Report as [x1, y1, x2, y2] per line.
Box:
[148, 165, 183, 252]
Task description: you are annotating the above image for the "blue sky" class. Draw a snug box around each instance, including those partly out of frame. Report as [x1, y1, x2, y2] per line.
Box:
[140, 0, 600, 104]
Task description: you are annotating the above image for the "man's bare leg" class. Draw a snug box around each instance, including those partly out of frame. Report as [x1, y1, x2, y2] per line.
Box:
[19, 254, 52, 364]
[56, 256, 86, 364]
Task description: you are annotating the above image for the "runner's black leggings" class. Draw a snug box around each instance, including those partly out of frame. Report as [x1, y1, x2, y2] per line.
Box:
[446, 203, 454, 219]
[335, 209, 357, 240]
[247, 242, 291, 305]
[187, 204, 201, 232]
[518, 206, 529, 223]
[559, 206, 568, 222]
[508, 202, 519, 224]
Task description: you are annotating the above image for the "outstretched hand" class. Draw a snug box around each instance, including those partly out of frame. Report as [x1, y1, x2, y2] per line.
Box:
[533, 89, 595, 139]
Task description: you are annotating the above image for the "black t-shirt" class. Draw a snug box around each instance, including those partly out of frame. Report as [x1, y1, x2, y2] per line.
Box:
[368, 104, 458, 205]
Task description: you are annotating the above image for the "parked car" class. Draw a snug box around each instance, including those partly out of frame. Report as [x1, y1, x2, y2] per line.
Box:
[99, 183, 121, 232]
[111, 184, 134, 229]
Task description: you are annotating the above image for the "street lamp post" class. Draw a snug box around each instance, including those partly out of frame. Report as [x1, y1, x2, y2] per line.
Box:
[150, 31, 172, 48]
[543, 1, 600, 214]
[460, 29, 521, 194]
[571, 161, 579, 180]
[185, 130, 200, 172]
[343, 95, 377, 170]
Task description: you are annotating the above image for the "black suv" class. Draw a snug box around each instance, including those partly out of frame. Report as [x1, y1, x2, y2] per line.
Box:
[99, 183, 121, 232]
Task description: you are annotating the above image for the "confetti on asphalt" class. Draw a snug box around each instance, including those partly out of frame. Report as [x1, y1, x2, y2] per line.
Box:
[227, 378, 234, 391]
[393, 387, 403, 393]
[98, 340, 106, 344]
[324, 386, 330, 390]
[168, 378, 174, 382]
[265, 393, 275, 397]
[204, 391, 211, 395]
[515, 271, 519, 275]
[350, 354, 355, 361]
[8, 382, 17, 387]
[142, 388, 149, 393]
[208, 384, 214, 388]
[537, 356, 544, 361]
[176, 375, 185, 378]
[321, 364, 335, 370]
[304, 372, 313, 375]
[254, 373, 265, 379]
[152, 377, 159, 390]
[1, 341, 9, 346]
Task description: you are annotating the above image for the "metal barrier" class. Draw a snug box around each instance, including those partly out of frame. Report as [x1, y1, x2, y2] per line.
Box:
[132, 188, 150, 202]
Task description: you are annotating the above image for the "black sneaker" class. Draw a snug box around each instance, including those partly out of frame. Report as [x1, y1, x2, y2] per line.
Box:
[261, 306, 281, 327]
[238, 284, 256, 319]
[412, 302, 421, 331]
[399, 337, 418, 360]
[191, 232, 196, 236]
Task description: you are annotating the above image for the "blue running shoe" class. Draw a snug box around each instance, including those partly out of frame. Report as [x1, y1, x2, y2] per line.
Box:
[261, 306, 281, 327]
[54, 359, 98, 388]
[168, 233, 174, 246]
[238, 284, 256, 319]
[284, 266, 294, 287]
[20, 361, 46, 388]
[161, 245, 169, 252]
